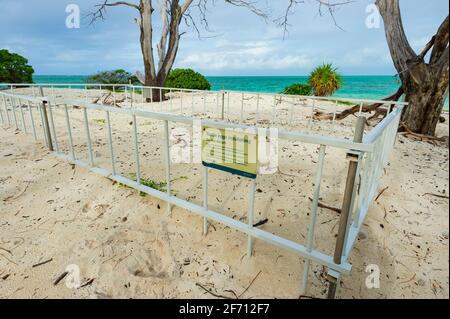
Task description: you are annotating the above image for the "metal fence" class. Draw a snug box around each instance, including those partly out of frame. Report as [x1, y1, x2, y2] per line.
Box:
[1, 83, 404, 137]
[0, 84, 406, 298]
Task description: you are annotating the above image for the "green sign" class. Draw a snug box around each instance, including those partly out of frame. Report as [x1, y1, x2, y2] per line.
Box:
[201, 126, 258, 179]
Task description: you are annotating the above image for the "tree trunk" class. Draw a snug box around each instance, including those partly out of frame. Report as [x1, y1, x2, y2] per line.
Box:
[402, 75, 449, 135]
[139, 0, 185, 102]
[376, 0, 449, 136]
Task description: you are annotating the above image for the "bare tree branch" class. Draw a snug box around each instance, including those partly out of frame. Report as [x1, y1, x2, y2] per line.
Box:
[157, 0, 170, 71]
[181, 0, 195, 15]
[87, 0, 270, 101]
[87, 0, 140, 24]
[417, 36, 436, 62]
[277, 0, 353, 37]
[430, 15, 449, 65]
[225, 0, 268, 19]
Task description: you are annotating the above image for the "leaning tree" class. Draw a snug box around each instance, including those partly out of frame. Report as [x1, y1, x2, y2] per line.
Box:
[376, 0, 449, 136]
[89, 0, 266, 101]
[281, 0, 448, 137]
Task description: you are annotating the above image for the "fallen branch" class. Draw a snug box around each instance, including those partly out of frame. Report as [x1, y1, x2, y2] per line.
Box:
[398, 273, 416, 285]
[399, 123, 448, 146]
[3, 181, 31, 202]
[92, 92, 126, 107]
[0, 253, 17, 265]
[80, 278, 95, 288]
[313, 87, 404, 121]
[53, 271, 68, 286]
[308, 197, 341, 214]
[0, 247, 12, 256]
[32, 258, 53, 268]
[299, 295, 322, 299]
[195, 283, 233, 299]
[375, 186, 389, 201]
[253, 218, 269, 227]
[238, 270, 262, 298]
[423, 193, 449, 200]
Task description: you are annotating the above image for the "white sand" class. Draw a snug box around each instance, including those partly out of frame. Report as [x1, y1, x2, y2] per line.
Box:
[0, 88, 448, 299]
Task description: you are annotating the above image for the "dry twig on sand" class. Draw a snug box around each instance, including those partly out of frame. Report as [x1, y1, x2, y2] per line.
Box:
[53, 271, 68, 286]
[238, 270, 262, 299]
[253, 219, 269, 227]
[3, 181, 31, 202]
[375, 186, 389, 201]
[308, 197, 341, 214]
[0, 253, 17, 265]
[0, 247, 12, 255]
[195, 270, 262, 299]
[195, 283, 233, 299]
[92, 92, 126, 107]
[399, 123, 449, 146]
[423, 193, 449, 200]
[32, 258, 53, 268]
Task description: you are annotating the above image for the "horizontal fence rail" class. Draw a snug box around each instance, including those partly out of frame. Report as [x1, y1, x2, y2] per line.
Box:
[0, 86, 405, 298]
[1, 83, 408, 142]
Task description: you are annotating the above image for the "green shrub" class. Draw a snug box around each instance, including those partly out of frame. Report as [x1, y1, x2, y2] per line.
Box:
[0, 49, 34, 83]
[282, 83, 312, 96]
[86, 69, 139, 90]
[165, 69, 211, 90]
[309, 63, 342, 96]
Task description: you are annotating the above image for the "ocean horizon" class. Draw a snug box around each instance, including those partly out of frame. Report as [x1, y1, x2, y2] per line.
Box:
[32, 75, 449, 107]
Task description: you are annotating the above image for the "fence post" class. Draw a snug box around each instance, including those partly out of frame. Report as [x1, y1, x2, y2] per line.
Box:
[241, 93, 244, 122]
[247, 178, 257, 257]
[26, 100, 37, 141]
[83, 107, 94, 166]
[0, 97, 4, 125]
[327, 116, 365, 299]
[164, 120, 172, 215]
[301, 144, 327, 294]
[2, 95, 11, 127]
[11, 97, 19, 129]
[39, 87, 53, 151]
[203, 166, 209, 236]
[256, 93, 260, 124]
[221, 86, 225, 120]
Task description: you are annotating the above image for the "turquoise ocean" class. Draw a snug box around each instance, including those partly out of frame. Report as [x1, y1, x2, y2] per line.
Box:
[33, 75, 449, 107]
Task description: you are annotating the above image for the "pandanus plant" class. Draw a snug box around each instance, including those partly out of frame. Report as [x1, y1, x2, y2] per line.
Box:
[309, 63, 343, 97]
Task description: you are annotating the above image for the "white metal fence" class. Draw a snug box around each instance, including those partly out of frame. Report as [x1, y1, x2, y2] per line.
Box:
[0, 84, 405, 298]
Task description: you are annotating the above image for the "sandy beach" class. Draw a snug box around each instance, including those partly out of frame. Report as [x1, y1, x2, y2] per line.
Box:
[0, 88, 448, 299]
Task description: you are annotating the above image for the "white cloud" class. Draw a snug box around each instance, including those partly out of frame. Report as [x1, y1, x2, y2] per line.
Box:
[177, 39, 316, 71]
[343, 47, 391, 66]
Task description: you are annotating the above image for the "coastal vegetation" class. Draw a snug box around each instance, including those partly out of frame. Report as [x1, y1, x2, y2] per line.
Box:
[281, 63, 342, 97]
[281, 83, 312, 96]
[0, 49, 34, 84]
[309, 63, 342, 97]
[86, 69, 139, 89]
[165, 69, 211, 91]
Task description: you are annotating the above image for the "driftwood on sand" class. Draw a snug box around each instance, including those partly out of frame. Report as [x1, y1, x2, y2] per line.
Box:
[92, 92, 126, 107]
[313, 88, 404, 122]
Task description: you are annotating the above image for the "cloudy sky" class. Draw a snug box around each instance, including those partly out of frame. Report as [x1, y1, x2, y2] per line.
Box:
[0, 0, 448, 76]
